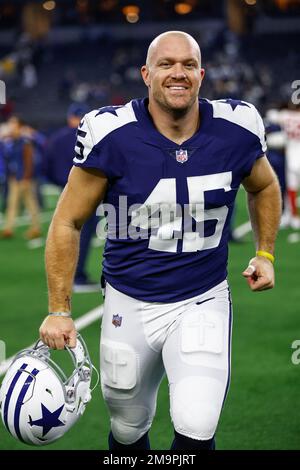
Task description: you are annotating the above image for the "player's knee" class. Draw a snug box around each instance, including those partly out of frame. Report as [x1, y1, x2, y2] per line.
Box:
[173, 402, 219, 440]
[171, 378, 222, 440]
[110, 406, 153, 445]
[111, 419, 146, 445]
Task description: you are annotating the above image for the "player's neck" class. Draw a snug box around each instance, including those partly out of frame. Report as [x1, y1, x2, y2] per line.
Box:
[148, 101, 200, 145]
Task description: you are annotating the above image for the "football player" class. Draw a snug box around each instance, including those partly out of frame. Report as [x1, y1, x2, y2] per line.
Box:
[39, 31, 281, 450]
[266, 104, 300, 229]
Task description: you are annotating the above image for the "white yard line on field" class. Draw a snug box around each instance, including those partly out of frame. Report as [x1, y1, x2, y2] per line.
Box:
[0, 211, 53, 228]
[287, 233, 300, 243]
[232, 220, 252, 239]
[0, 306, 104, 377]
[27, 236, 105, 250]
[41, 184, 61, 196]
[27, 238, 45, 249]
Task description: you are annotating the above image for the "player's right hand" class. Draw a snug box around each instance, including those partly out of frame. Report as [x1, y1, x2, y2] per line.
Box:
[39, 316, 77, 350]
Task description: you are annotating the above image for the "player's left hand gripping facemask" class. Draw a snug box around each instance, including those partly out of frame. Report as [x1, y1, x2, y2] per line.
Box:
[0, 334, 98, 446]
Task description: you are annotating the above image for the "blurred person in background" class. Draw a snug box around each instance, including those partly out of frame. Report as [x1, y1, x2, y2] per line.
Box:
[22, 123, 47, 210]
[266, 103, 300, 229]
[265, 118, 287, 227]
[0, 133, 6, 211]
[0, 115, 41, 239]
[0, 123, 10, 213]
[45, 103, 99, 292]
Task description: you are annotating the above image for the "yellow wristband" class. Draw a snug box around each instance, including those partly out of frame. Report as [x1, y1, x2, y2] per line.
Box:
[256, 250, 275, 264]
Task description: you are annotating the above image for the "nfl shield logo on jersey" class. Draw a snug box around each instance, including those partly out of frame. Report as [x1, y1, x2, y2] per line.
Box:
[176, 149, 188, 164]
[112, 314, 123, 328]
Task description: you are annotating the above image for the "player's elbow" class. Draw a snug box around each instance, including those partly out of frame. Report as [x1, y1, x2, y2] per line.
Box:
[50, 210, 81, 234]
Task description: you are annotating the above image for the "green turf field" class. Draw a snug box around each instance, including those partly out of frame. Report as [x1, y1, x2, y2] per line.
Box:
[0, 187, 300, 450]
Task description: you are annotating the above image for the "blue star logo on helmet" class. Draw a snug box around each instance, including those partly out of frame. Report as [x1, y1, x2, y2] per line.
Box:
[28, 404, 65, 437]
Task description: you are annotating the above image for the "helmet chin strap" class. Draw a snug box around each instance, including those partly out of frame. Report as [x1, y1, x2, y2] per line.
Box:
[65, 334, 99, 395]
[65, 337, 86, 365]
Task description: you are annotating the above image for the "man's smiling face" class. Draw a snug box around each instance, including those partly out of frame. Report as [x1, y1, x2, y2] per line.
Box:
[141, 33, 205, 115]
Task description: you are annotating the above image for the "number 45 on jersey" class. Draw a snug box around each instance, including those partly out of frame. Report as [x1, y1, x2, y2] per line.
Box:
[130, 172, 232, 253]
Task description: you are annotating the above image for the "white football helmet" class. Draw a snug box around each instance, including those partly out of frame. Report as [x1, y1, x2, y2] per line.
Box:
[0, 334, 98, 446]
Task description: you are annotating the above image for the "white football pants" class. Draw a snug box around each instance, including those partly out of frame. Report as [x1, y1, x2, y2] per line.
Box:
[100, 280, 232, 445]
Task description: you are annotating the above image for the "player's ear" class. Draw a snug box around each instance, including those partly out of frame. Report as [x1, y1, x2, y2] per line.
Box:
[200, 68, 205, 83]
[141, 65, 150, 88]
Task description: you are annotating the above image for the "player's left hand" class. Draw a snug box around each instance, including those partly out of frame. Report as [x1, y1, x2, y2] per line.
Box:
[242, 256, 275, 291]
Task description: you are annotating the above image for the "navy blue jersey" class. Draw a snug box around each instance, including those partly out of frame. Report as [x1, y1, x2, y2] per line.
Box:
[73, 98, 266, 302]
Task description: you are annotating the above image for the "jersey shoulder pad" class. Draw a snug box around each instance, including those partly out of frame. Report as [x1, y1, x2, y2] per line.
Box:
[210, 98, 267, 152]
[74, 101, 137, 164]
